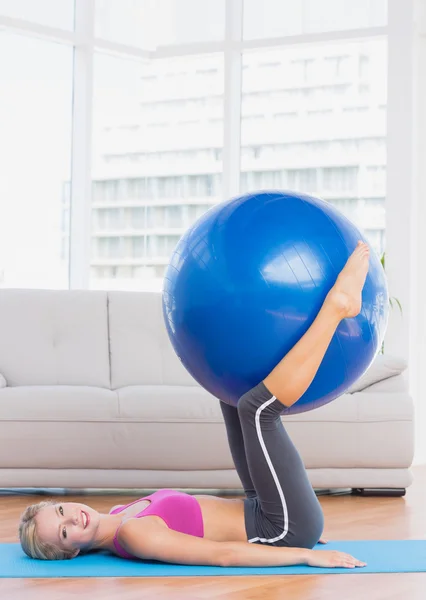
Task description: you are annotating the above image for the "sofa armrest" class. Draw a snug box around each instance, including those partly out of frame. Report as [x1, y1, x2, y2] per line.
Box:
[347, 354, 407, 394]
[357, 373, 408, 394]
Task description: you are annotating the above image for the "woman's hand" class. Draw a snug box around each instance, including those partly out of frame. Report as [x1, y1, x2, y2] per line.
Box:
[318, 537, 328, 544]
[306, 549, 366, 569]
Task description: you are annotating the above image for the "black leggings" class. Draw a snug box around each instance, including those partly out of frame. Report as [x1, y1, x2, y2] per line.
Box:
[220, 382, 324, 549]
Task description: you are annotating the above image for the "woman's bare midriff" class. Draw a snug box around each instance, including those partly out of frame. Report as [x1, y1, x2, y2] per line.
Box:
[110, 495, 248, 543]
[195, 495, 248, 542]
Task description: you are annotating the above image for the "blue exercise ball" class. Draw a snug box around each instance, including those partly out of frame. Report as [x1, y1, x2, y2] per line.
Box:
[162, 190, 389, 414]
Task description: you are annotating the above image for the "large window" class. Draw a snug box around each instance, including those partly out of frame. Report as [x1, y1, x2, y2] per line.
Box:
[240, 38, 387, 254]
[0, 0, 74, 29]
[0, 32, 72, 289]
[243, 0, 387, 40]
[90, 51, 224, 290]
[0, 0, 388, 291]
[95, 0, 225, 49]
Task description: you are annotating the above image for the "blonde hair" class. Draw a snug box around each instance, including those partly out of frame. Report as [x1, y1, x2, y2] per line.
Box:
[18, 501, 76, 561]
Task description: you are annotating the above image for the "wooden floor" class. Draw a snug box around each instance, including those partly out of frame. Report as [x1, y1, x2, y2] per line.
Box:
[1, 467, 426, 599]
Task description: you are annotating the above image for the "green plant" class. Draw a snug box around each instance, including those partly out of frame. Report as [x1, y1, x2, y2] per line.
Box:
[379, 251, 402, 354]
[380, 251, 402, 315]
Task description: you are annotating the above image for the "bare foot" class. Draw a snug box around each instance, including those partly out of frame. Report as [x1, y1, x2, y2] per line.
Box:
[327, 241, 370, 318]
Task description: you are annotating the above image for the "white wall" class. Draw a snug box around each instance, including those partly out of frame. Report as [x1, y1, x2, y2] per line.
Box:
[386, 0, 426, 464]
[411, 0, 426, 464]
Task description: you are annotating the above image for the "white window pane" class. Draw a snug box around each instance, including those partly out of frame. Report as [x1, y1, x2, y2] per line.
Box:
[91, 52, 224, 291]
[0, 0, 74, 30]
[95, 0, 225, 50]
[240, 38, 387, 255]
[0, 33, 73, 289]
[244, 0, 387, 40]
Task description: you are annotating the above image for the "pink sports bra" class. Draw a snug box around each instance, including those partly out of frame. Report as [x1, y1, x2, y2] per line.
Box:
[111, 489, 204, 559]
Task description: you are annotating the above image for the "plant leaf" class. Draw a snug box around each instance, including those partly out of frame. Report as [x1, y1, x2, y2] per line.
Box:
[389, 296, 403, 315]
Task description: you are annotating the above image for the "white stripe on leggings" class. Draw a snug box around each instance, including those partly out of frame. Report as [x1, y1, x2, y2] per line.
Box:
[248, 396, 289, 544]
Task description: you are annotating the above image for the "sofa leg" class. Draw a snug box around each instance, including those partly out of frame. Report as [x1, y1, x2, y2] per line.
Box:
[352, 488, 406, 497]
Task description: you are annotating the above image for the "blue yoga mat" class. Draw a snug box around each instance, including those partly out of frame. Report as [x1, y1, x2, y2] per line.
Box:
[1, 541, 426, 577]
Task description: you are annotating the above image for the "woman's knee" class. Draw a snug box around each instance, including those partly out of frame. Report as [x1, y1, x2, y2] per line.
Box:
[238, 383, 282, 424]
[276, 520, 323, 550]
[237, 391, 257, 422]
[278, 503, 324, 549]
[296, 509, 324, 549]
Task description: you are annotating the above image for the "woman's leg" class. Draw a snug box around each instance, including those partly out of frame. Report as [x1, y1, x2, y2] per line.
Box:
[239, 242, 370, 548]
[220, 402, 257, 498]
[263, 241, 370, 407]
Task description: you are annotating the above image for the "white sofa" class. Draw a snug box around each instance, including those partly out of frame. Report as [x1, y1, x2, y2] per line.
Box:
[0, 289, 414, 495]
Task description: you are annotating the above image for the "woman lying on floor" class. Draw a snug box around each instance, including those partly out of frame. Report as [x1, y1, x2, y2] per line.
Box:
[18, 243, 369, 570]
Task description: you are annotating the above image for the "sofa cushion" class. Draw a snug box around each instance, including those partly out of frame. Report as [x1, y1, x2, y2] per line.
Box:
[115, 385, 413, 470]
[117, 384, 413, 426]
[347, 354, 407, 394]
[0, 290, 110, 387]
[108, 291, 194, 389]
[284, 390, 413, 424]
[0, 386, 119, 421]
[0, 385, 413, 472]
[283, 393, 414, 468]
[0, 386, 120, 469]
[117, 385, 218, 420]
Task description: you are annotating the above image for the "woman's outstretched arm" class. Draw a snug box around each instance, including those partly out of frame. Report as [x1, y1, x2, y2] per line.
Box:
[118, 518, 365, 569]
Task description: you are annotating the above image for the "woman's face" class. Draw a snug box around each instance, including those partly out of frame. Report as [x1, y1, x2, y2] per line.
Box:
[35, 502, 100, 557]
